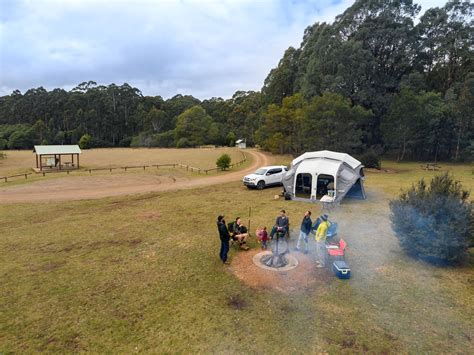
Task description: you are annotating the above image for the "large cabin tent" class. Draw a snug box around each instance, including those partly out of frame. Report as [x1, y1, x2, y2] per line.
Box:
[282, 150, 366, 203]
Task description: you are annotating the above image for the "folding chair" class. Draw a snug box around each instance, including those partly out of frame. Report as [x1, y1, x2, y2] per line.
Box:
[326, 238, 347, 261]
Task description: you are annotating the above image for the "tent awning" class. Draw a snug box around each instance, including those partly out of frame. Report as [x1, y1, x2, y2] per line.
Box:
[295, 158, 340, 177]
[292, 150, 361, 169]
[33, 145, 82, 155]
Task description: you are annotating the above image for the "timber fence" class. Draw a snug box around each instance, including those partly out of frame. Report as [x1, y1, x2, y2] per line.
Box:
[1, 152, 247, 182]
[1, 173, 32, 183]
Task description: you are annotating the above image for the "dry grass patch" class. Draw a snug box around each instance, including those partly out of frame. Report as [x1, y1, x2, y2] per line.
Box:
[0, 147, 246, 177]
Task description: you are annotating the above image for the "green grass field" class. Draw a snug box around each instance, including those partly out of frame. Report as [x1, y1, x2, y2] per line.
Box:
[0, 153, 472, 353]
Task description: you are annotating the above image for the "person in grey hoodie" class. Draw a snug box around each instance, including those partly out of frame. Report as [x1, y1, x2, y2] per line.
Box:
[296, 210, 312, 253]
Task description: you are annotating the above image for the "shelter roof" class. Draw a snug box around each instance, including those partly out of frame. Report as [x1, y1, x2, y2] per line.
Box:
[292, 150, 361, 169]
[33, 145, 82, 155]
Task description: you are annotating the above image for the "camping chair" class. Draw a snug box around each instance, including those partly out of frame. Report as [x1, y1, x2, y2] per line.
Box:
[326, 238, 347, 261]
[228, 221, 249, 250]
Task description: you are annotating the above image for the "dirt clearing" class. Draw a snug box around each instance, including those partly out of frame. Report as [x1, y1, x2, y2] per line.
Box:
[229, 248, 333, 293]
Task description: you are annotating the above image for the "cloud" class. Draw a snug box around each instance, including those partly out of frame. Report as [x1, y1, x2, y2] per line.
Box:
[0, 0, 449, 99]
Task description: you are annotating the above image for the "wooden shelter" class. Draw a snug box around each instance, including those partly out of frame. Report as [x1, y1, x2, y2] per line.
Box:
[236, 139, 246, 149]
[33, 145, 82, 172]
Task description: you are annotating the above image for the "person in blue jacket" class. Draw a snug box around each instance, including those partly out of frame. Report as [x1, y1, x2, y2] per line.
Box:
[296, 210, 312, 253]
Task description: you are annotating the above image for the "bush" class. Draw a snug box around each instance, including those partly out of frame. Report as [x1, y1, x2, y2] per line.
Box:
[89, 138, 113, 148]
[152, 131, 175, 148]
[389, 173, 472, 264]
[176, 137, 191, 148]
[119, 137, 132, 147]
[0, 138, 7, 150]
[78, 134, 92, 149]
[358, 151, 381, 169]
[216, 153, 231, 170]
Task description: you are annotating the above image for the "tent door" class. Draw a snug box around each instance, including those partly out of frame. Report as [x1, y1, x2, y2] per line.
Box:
[346, 178, 366, 199]
[295, 173, 312, 199]
[316, 174, 335, 200]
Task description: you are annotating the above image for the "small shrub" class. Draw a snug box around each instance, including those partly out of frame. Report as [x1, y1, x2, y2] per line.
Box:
[78, 134, 92, 149]
[358, 151, 381, 169]
[216, 154, 231, 170]
[389, 173, 472, 264]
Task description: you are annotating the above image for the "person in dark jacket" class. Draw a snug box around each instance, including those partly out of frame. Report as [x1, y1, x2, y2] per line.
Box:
[270, 209, 289, 238]
[296, 210, 312, 253]
[230, 217, 250, 250]
[217, 215, 230, 264]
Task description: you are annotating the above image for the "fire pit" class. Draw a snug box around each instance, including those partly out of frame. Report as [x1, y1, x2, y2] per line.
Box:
[252, 232, 298, 271]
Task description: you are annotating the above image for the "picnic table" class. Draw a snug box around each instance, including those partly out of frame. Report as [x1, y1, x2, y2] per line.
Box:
[421, 163, 441, 171]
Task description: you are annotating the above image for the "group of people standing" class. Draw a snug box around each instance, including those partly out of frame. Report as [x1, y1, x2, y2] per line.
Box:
[295, 210, 330, 268]
[217, 209, 331, 268]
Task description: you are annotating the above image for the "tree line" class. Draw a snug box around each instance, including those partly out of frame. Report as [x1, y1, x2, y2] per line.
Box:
[0, 0, 472, 162]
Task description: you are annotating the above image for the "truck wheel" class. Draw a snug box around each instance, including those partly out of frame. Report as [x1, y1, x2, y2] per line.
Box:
[256, 181, 265, 190]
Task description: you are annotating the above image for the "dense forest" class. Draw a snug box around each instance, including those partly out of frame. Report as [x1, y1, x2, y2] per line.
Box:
[0, 0, 472, 162]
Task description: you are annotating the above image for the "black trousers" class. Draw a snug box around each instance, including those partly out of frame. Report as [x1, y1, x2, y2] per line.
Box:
[220, 238, 229, 262]
[270, 226, 288, 238]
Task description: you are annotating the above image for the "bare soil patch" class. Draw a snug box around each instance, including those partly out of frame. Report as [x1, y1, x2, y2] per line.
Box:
[226, 295, 248, 310]
[138, 211, 162, 220]
[229, 249, 333, 293]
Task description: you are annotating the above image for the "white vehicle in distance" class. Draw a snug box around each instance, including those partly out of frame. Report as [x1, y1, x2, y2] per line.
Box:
[243, 165, 288, 190]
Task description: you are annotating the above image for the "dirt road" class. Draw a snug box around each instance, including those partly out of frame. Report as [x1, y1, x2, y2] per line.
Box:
[0, 150, 273, 203]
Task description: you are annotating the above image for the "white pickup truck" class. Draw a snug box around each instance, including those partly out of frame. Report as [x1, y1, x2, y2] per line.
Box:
[242, 165, 288, 190]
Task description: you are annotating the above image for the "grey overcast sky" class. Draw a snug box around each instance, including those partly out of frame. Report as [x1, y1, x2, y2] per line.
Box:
[0, 0, 446, 99]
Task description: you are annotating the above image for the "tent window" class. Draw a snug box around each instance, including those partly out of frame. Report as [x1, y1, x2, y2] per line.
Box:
[295, 173, 312, 199]
[316, 174, 334, 200]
